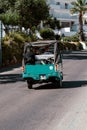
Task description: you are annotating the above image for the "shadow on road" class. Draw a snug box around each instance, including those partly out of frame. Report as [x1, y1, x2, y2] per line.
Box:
[34, 80, 87, 90]
[0, 74, 23, 84]
[63, 80, 87, 88]
[0, 74, 87, 89]
[34, 83, 59, 90]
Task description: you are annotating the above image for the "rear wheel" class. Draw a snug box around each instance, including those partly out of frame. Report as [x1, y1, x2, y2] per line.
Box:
[58, 80, 62, 87]
[55, 80, 62, 87]
[27, 80, 33, 89]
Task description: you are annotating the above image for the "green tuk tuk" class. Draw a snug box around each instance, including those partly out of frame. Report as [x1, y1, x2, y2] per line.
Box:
[22, 40, 63, 89]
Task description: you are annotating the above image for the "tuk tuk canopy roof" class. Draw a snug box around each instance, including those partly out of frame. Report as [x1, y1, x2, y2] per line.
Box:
[23, 40, 61, 64]
[30, 40, 57, 47]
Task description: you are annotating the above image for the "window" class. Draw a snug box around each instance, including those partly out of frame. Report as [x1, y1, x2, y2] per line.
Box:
[56, 2, 60, 5]
[65, 3, 68, 9]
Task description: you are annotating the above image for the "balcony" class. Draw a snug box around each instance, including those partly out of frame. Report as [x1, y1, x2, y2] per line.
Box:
[50, 4, 61, 9]
[52, 10, 77, 21]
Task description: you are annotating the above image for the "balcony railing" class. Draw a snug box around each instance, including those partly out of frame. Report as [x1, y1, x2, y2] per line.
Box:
[52, 11, 77, 20]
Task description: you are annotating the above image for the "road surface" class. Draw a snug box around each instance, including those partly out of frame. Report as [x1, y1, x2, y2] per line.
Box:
[0, 50, 87, 130]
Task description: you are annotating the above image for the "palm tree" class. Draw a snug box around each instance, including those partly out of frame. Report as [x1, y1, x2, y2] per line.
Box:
[70, 0, 87, 41]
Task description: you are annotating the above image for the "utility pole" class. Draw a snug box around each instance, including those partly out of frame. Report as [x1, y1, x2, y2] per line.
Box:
[0, 21, 2, 67]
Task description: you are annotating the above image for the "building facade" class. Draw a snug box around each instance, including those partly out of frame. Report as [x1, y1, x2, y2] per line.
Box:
[47, 0, 78, 28]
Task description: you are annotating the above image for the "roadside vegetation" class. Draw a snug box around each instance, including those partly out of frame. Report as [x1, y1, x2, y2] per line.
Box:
[0, 0, 84, 66]
[70, 0, 87, 41]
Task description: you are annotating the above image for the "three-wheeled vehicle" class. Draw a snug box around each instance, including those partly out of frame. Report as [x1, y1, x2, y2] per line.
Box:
[22, 40, 63, 89]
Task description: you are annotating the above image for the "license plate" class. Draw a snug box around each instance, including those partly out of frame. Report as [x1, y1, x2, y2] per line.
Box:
[40, 75, 46, 80]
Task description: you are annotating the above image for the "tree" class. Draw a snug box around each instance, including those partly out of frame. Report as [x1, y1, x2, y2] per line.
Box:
[0, 0, 19, 34]
[70, 0, 87, 41]
[0, 0, 17, 12]
[17, 0, 49, 30]
[0, 0, 49, 33]
[45, 17, 61, 29]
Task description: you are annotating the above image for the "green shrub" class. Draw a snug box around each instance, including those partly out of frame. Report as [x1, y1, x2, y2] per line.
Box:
[2, 31, 39, 66]
[70, 34, 79, 42]
[40, 28, 55, 40]
[13, 33, 25, 43]
[2, 42, 15, 65]
[63, 37, 71, 42]
[2, 35, 10, 41]
[63, 34, 79, 42]
[71, 43, 77, 50]
[63, 42, 77, 50]
[63, 41, 83, 51]
[31, 26, 36, 33]
[58, 41, 64, 50]
[30, 34, 37, 41]
[77, 42, 83, 50]
[2, 33, 24, 65]
[19, 32, 32, 42]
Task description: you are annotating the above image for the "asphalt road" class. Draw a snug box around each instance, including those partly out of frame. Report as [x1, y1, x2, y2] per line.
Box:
[0, 50, 87, 130]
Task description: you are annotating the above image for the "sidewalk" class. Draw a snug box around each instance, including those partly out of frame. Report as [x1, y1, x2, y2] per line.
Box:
[0, 64, 21, 73]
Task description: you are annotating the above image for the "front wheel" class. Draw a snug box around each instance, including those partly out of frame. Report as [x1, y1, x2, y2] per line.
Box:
[27, 80, 33, 89]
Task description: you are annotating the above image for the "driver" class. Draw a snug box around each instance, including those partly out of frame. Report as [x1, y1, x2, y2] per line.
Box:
[24, 45, 35, 65]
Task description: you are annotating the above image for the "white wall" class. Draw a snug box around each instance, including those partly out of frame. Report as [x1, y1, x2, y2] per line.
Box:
[54, 27, 76, 36]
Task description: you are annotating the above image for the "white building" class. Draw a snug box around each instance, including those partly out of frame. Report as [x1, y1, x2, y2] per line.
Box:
[47, 0, 87, 38]
[47, 0, 78, 28]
